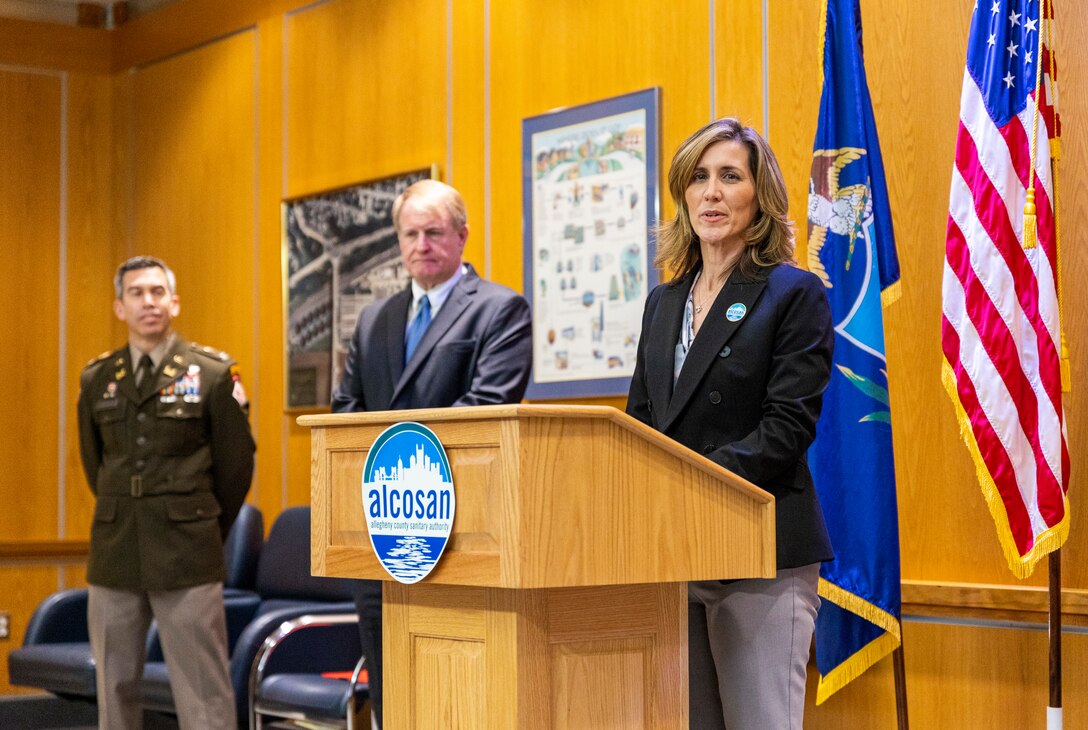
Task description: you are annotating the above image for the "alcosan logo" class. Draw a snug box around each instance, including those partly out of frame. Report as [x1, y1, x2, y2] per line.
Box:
[361, 422, 456, 584]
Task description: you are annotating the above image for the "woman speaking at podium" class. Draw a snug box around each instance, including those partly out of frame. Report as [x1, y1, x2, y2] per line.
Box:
[626, 117, 834, 729]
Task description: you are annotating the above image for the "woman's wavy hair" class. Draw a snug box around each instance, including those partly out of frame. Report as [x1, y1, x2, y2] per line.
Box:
[655, 117, 795, 283]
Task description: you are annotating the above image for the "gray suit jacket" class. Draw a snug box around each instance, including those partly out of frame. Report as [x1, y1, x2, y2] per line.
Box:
[331, 264, 532, 412]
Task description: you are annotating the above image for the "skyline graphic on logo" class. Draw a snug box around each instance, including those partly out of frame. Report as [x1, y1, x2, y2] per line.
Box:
[361, 422, 456, 584]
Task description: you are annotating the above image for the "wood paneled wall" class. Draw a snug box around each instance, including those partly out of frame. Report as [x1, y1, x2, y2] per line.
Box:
[0, 0, 1086, 724]
[0, 60, 116, 690]
[0, 69, 63, 544]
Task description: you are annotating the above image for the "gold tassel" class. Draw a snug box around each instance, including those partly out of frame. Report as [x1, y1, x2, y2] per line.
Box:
[1022, 187, 1037, 249]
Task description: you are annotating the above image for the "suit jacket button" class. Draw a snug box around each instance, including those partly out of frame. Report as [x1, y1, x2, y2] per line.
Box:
[709, 391, 722, 404]
[137, 412, 148, 422]
[136, 436, 148, 447]
[718, 346, 732, 358]
[135, 460, 145, 471]
[702, 444, 715, 454]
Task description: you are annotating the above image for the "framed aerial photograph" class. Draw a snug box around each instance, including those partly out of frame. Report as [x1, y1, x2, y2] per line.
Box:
[522, 88, 660, 399]
[283, 166, 436, 409]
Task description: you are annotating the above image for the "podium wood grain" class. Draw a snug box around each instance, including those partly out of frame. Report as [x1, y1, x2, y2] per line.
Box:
[301, 405, 775, 729]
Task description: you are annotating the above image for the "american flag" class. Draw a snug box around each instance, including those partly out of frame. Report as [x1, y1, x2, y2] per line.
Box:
[942, 0, 1069, 578]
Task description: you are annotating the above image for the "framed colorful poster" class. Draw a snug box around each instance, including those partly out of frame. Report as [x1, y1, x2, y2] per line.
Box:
[522, 88, 660, 398]
[283, 166, 436, 409]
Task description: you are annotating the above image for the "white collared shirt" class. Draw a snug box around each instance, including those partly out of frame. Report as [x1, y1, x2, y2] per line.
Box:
[406, 264, 467, 331]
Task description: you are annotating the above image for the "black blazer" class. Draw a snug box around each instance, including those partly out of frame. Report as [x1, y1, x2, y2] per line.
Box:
[332, 264, 532, 412]
[626, 263, 835, 569]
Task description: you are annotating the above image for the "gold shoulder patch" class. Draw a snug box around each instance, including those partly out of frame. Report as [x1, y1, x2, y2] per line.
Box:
[190, 342, 234, 363]
[83, 350, 112, 370]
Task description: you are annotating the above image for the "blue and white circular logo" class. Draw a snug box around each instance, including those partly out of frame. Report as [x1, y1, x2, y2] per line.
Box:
[361, 422, 456, 584]
[725, 303, 747, 322]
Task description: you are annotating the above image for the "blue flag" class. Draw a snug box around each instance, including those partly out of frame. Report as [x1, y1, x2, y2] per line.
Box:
[806, 0, 902, 704]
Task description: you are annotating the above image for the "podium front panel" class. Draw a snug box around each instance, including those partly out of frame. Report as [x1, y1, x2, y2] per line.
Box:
[313, 417, 515, 587]
[384, 582, 687, 729]
[307, 406, 775, 589]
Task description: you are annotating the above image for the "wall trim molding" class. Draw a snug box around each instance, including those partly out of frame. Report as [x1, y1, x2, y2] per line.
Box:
[902, 578, 1088, 622]
[0, 541, 89, 559]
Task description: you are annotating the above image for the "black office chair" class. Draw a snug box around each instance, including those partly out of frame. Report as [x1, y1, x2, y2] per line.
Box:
[7, 502, 264, 702]
[139, 505, 357, 726]
[250, 612, 369, 729]
[6, 588, 97, 699]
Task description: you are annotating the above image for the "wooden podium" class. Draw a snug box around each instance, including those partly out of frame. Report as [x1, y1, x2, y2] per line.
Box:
[299, 404, 774, 729]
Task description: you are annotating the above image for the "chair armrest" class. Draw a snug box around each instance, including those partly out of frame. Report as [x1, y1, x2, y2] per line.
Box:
[248, 613, 363, 723]
[227, 601, 356, 701]
[22, 589, 89, 645]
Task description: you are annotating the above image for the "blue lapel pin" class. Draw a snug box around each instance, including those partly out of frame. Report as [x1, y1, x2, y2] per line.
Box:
[726, 303, 747, 322]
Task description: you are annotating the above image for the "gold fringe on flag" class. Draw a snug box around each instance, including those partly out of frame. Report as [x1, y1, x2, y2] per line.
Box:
[1044, 1, 1071, 393]
[1054, 148, 1070, 391]
[1061, 334, 1071, 393]
[815, 578, 901, 704]
[941, 362, 1070, 578]
[816, 632, 900, 705]
[880, 279, 902, 309]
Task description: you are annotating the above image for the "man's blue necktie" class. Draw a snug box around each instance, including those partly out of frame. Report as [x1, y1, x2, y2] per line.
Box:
[404, 294, 432, 363]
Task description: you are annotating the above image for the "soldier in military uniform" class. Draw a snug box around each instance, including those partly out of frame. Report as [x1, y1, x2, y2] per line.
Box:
[77, 256, 255, 730]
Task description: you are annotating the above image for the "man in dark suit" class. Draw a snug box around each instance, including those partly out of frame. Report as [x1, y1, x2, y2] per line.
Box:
[332, 179, 532, 726]
[77, 256, 255, 730]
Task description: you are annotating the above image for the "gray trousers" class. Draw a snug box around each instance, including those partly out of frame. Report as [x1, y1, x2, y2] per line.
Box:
[688, 564, 821, 729]
[88, 582, 236, 730]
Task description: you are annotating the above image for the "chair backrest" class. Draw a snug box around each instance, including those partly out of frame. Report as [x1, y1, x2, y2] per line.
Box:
[227, 506, 356, 720]
[223, 503, 263, 591]
[255, 506, 354, 602]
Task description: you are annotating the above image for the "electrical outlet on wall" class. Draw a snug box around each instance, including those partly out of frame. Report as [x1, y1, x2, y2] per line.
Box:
[0, 612, 9, 639]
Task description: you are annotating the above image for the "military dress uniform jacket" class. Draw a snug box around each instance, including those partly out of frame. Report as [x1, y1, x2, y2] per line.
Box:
[77, 337, 256, 591]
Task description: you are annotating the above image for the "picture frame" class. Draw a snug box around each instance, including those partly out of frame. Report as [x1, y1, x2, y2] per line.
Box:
[282, 166, 437, 410]
[522, 88, 660, 399]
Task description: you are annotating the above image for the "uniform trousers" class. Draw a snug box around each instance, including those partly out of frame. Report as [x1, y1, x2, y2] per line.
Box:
[688, 563, 821, 730]
[88, 581, 236, 730]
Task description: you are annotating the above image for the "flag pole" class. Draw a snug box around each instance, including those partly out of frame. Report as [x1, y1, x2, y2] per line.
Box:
[1042, 6, 1065, 725]
[892, 626, 909, 730]
[1047, 550, 1062, 729]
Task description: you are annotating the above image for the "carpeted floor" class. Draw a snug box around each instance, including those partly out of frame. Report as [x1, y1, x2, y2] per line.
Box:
[0, 695, 181, 729]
